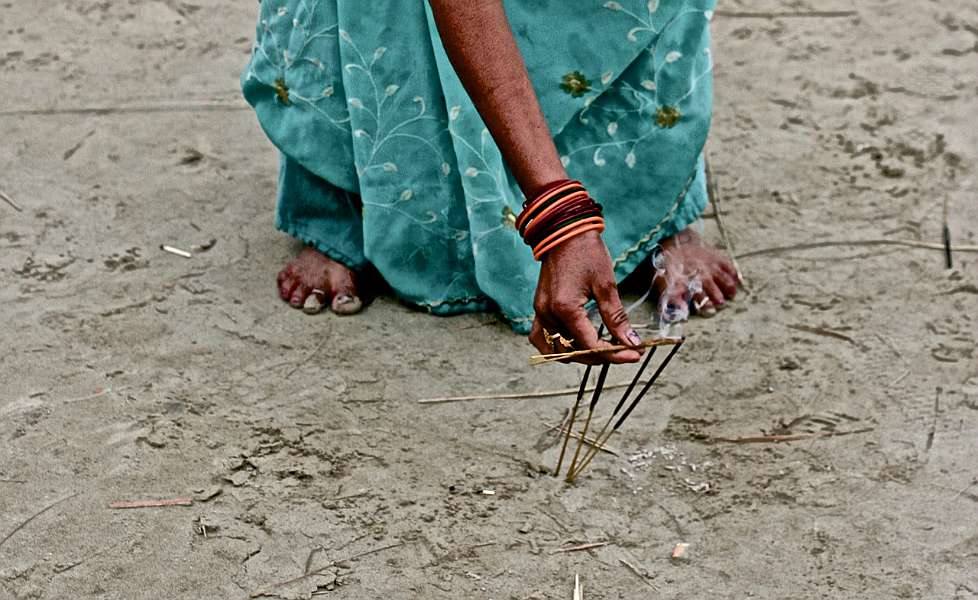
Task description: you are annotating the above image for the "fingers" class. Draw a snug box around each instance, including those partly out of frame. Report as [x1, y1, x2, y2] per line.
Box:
[592, 279, 643, 349]
[557, 303, 640, 365]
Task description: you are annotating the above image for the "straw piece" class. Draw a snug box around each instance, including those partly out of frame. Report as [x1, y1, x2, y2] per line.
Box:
[704, 154, 748, 291]
[417, 380, 652, 405]
[109, 498, 193, 509]
[160, 245, 193, 259]
[0, 189, 22, 212]
[736, 238, 978, 259]
[711, 427, 873, 444]
[530, 337, 682, 366]
[554, 541, 609, 554]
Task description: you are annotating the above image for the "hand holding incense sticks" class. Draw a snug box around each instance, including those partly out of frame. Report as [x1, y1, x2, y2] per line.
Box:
[529, 336, 683, 365]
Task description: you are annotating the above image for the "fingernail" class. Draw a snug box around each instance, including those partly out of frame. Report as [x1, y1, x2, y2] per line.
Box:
[627, 330, 642, 346]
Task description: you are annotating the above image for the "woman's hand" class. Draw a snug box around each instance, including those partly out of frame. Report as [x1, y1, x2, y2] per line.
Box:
[529, 230, 643, 364]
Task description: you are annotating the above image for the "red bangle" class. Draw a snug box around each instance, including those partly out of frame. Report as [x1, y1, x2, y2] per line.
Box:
[533, 220, 606, 260]
[523, 200, 602, 248]
[515, 180, 583, 231]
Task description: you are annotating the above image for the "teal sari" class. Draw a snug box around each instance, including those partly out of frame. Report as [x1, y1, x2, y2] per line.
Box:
[243, 0, 716, 333]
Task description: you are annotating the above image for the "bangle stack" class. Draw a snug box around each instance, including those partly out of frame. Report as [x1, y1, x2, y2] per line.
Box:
[515, 179, 605, 260]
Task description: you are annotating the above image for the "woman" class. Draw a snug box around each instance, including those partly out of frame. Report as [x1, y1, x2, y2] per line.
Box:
[242, 0, 738, 364]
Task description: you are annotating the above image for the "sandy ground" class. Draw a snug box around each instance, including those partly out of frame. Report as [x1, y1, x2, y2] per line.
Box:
[2, 1, 977, 599]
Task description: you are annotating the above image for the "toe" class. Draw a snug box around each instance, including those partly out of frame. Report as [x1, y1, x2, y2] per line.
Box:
[714, 271, 738, 299]
[328, 264, 362, 315]
[290, 284, 311, 308]
[703, 279, 726, 308]
[660, 281, 690, 323]
[303, 289, 327, 315]
[278, 275, 299, 302]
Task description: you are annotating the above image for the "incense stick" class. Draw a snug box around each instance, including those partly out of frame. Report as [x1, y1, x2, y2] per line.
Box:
[569, 340, 684, 481]
[554, 325, 605, 476]
[553, 364, 592, 476]
[567, 346, 660, 479]
[530, 337, 682, 365]
[566, 363, 610, 481]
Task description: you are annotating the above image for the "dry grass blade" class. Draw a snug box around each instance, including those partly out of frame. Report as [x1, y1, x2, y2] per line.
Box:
[108, 498, 193, 509]
[714, 10, 857, 18]
[0, 189, 22, 212]
[545, 423, 620, 456]
[712, 427, 874, 443]
[553, 541, 609, 554]
[0, 492, 80, 549]
[248, 542, 403, 598]
[530, 337, 682, 365]
[737, 239, 978, 259]
[704, 154, 748, 291]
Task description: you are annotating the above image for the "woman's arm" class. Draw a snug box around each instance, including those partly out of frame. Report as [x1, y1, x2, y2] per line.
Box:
[428, 0, 642, 363]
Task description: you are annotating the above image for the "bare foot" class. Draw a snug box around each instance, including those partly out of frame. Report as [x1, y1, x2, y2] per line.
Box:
[653, 227, 740, 322]
[276, 246, 363, 315]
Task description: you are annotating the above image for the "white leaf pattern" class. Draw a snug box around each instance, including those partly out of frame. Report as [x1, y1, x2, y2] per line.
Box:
[383, 162, 398, 172]
[449, 106, 461, 121]
[604, 1, 622, 10]
[665, 51, 682, 63]
[400, 189, 413, 201]
[601, 71, 614, 85]
[385, 84, 399, 96]
[648, 0, 659, 13]
[625, 152, 636, 168]
[607, 122, 619, 136]
[560, 156, 570, 167]
[641, 80, 657, 90]
[464, 167, 479, 177]
[593, 148, 606, 167]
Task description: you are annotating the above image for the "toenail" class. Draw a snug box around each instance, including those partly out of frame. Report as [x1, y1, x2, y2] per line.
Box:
[335, 294, 355, 305]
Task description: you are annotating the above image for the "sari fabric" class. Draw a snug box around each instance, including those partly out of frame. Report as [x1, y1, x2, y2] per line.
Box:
[243, 0, 716, 332]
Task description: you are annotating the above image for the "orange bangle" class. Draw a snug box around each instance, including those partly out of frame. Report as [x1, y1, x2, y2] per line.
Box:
[515, 180, 583, 230]
[521, 190, 590, 240]
[532, 218, 606, 260]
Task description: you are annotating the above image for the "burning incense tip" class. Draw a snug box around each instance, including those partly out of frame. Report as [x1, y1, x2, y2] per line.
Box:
[529, 337, 683, 365]
[160, 245, 193, 259]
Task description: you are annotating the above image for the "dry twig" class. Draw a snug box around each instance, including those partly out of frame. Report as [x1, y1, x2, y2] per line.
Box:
[544, 423, 620, 457]
[109, 498, 193, 509]
[712, 427, 874, 444]
[0, 492, 80, 550]
[737, 239, 978, 259]
[0, 102, 250, 118]
[552, 541, 610, 554]
[787, 324, 859, 345]
[0, 189, 22, 212]
[714, 10, 857, 18]
[249, 542, 404, 598]
[618, 557, 658, 590]
[704, 154, 748, 291]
